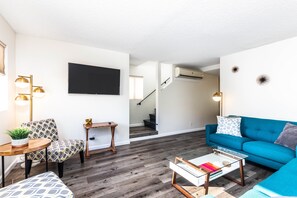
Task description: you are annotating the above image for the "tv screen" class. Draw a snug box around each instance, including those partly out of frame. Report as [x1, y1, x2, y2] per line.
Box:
[68, 63, 120, 95]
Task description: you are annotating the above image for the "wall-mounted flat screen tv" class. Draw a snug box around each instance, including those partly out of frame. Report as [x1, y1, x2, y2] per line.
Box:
[68, 63, 120, 95]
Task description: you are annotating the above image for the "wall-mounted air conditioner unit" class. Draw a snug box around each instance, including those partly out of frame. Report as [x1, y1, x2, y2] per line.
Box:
[175, 67, 204, 79]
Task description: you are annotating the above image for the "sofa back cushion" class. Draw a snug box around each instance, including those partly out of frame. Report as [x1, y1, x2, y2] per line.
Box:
[240, 116, 297, 143]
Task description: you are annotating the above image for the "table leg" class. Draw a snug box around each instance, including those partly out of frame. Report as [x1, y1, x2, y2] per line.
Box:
[110, 126, 116, 153]
[85, 128, 90, 158]
[239, 159, 245, 186]
[25, 154, 28, 179]
[223, 160, 245, 186]
[1, 156, 4, 187]
[171, 171, 194, 198]
[171, 171, 176, 184]
[45, 147, 48, 172]
[204, 173, 210, 195]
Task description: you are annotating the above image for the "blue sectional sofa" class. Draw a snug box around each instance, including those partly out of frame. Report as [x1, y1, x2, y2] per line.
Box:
[241, 157, 297, 197]
[206, 116, 297, 197]
[206, 116, 297, 170]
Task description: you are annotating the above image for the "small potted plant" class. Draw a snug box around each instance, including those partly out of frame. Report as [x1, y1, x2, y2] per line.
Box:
[7, 128, 31, 147]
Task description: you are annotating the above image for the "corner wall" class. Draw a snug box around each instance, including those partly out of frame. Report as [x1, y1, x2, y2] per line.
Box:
[0, 16, 16, 180]
[221, 36, 297, 121]
[16, 35, 130, 149]
[158, 68, 218, 134]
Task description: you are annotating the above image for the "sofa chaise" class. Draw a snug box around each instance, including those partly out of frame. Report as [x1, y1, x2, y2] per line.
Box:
[240, 157, 297, 197]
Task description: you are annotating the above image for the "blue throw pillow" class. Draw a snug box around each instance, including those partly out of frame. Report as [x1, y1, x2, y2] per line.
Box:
[275, 123, 297, 151]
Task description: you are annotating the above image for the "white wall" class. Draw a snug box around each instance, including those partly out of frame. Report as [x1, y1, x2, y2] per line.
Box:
[201, 64, 220, 76]
[160, 63, 172, 89]
[16, 35, 130, 150]
[221, 36, 297, 121]
[158, 66, 219, 134]
[0, 16, 16, 180]
[129, 61, 157, 126]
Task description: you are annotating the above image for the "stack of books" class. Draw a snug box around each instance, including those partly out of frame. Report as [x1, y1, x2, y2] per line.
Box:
[198, 162, 222, 178]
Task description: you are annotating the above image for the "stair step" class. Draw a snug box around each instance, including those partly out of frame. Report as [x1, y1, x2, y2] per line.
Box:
[143, 119, 157, 130]
[144, 119, 156, 125]
[149, 114, 156, 122]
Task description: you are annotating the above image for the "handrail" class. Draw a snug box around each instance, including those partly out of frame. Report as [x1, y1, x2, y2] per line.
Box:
[137, 77, 170, 105]
[161, 77, 171, 87]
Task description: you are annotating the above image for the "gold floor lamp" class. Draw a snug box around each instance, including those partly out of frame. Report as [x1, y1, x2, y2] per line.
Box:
[213, 91, 223, 116]
[15, 75, 45, 121]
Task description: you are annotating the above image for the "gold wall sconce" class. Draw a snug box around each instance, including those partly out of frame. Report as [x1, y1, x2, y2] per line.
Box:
[212, 91, 223, 116]
[15, 75, 45, 121]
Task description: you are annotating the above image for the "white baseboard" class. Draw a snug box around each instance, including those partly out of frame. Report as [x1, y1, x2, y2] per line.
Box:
[0, 157, 18, 185]
[129, 123, 144, 127]
[89, 140, 130, 151]
[130, 127, 205, 142]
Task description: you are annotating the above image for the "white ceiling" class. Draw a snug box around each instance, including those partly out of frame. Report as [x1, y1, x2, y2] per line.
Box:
[1, 0, 297, 67]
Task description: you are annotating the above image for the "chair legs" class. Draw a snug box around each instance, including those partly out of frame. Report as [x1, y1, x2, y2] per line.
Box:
[79, 150, 84, 163]
[25, 160, 32, 176]
[27, 151, 83, 179]
[58, 162, 64, 178]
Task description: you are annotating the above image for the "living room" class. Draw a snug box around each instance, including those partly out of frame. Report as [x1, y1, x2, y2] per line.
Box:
[1, 1, 297, 198]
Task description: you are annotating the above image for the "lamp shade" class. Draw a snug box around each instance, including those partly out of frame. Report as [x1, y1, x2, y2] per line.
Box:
[15, 76, 29, 88]
[33, 86, 45, 98]
[15, 94, 29, 106]
[212, 91, 222, 102]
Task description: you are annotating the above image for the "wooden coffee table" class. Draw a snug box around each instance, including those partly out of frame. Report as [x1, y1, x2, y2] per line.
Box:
[169, 147, 248, 197]
[0, 138, 51, 187]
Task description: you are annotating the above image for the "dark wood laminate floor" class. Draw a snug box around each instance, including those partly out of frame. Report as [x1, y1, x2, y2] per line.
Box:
[130, 126, 158, 138]
[5, 131, 273, 198]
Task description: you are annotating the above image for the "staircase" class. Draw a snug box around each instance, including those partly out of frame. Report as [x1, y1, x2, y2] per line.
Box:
[143, 113, 157, 130]
[129, 111, 158, 139]
[131, 77, 171, 137]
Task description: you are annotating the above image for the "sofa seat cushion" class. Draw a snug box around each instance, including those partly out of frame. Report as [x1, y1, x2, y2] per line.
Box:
[254, 158, 297, 197]
[209, 134, 252, 150]
[243, 141, 295, 164]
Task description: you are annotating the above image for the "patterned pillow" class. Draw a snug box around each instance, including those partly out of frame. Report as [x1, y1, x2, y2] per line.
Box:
[216, 116, 242, 137]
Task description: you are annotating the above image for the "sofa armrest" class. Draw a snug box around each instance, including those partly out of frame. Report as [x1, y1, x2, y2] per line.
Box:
[205, 124, 218, 145]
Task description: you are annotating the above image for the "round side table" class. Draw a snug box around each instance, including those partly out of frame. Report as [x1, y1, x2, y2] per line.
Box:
[0, 138, 51, 187]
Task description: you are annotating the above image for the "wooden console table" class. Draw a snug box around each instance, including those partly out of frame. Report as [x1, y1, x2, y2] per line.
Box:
[0, 138, 51, 187]
[83, 122, 118, 158]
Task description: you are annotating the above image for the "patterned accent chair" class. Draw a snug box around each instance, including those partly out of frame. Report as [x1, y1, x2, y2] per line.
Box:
[21, 118, 84, 178]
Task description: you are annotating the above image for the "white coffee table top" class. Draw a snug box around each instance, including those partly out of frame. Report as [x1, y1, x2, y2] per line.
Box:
[169, 147, 248, 186]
